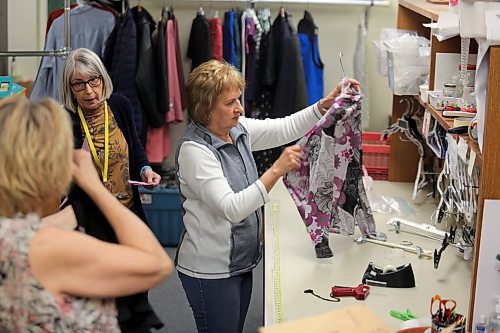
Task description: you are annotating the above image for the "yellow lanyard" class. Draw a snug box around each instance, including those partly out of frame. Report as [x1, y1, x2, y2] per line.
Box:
[78, 101, 109, 183]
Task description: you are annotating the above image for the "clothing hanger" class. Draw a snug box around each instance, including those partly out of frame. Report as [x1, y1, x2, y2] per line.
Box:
[197, 5, 205, 16]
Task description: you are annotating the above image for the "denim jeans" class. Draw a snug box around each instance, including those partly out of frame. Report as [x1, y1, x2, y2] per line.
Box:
[178, 271, 253, 333]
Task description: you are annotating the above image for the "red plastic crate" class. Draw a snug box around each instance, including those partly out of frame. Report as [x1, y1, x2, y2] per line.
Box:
[362, 132, 391, 180]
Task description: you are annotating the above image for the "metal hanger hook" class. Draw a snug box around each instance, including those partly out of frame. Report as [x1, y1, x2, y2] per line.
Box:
[339, 51, 346, 78]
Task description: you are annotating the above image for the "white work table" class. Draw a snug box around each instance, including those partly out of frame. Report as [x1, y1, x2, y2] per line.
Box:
[264, 180, 472, 330]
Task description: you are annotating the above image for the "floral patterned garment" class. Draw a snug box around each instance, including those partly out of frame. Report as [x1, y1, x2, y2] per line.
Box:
[82, 105, 134, 208]
[0, 214, 120, 332]
[283, 94, 383, 247]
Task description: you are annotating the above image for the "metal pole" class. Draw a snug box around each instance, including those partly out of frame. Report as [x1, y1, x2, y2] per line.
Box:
[0, 0, 70, 59]
[0, 48, 70, 58]
[64, 0, 70, 49]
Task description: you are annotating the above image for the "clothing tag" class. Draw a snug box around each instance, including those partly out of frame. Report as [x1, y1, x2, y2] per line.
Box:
[468, 150, 476, 176]
[457, 137, 468, 162]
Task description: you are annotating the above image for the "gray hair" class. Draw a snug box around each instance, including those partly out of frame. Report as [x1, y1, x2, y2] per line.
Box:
[60, 48, 113, 112]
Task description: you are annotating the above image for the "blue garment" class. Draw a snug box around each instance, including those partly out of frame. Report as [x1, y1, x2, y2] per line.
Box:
[299, 33, 324, 105]
[31, 5, 115, 101]
[298, 10, 324, 105]
[178, 271, 253, 333]
[223, 10, 235, 65]
[233, 11, 242, 71]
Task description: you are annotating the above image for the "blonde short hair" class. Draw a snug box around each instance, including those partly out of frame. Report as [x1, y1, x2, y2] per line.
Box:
[0, 95, 73, 217]
[60, 48, 113, 112]
[186, 60, 245, 125]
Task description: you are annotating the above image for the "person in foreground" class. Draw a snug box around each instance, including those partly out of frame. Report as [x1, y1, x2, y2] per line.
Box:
[175, 59, 359, 333]
[0, 96, 173, 332]
[60, 48, 164, 331]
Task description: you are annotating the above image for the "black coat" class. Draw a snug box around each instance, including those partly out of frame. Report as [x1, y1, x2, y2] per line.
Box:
[133, 6, 164, 130]
[187, 14, 212, 71]
[103, 9, 143, 140]
[265, 13, 308, 118]
[67, 93, 163, 333]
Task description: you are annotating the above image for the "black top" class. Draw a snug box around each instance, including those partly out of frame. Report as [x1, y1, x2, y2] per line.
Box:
[187, 14, 212, 71]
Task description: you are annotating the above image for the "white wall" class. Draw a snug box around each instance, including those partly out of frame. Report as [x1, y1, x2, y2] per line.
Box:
[7, 0, 397, 163]
[6, 0, 47, 81]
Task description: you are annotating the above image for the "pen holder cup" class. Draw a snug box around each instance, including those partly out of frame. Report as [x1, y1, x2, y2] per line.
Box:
[431, 314, 465, 333]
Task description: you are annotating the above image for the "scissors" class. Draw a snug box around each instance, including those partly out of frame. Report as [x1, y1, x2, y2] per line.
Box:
[430, 294, 457, 323]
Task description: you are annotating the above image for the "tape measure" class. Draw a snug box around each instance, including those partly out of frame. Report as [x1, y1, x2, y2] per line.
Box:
[271, 202, 283, 324]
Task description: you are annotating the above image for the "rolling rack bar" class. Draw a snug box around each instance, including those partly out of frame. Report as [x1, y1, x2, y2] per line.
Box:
[0, 0, 71, 58]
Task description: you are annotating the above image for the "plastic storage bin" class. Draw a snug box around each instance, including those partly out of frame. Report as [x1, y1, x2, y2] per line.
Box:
[428, 91, 461, 111]
[385, 40, 430, 95]
[139, 187, 184, 247]
[362, 132, 391, 180]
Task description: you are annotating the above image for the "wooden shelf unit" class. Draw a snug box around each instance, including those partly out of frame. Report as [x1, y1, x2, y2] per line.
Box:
[393, 2, 500, 331]
[417, 96, 483, 166]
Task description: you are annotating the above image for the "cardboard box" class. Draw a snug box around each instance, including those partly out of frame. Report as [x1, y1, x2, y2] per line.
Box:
[259, 305, 393, 333]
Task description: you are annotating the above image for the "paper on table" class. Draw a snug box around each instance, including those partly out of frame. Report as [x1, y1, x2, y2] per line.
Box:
[259, 306, 392, 333]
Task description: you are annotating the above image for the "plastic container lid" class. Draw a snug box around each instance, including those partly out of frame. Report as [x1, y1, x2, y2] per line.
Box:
[478, 314, 486, 324]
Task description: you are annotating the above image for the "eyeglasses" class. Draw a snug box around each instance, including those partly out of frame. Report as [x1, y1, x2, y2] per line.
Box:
[70, 76, 102, 92]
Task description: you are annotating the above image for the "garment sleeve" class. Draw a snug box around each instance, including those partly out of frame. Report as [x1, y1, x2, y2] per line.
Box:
[240, 103, 322, 151]
[178, 141, 270, 223]
[30, 26, 57, 101]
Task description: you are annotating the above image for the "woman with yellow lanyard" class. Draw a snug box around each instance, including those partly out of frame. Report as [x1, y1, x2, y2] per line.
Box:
[59, 48, 163, 333]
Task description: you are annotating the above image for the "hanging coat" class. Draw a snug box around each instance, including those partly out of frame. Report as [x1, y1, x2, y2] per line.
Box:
[265, 13, 308, 118]
[298, 10, 324, 105]
[31, 4, 115, 102]
[187, 13, 212, 71]
[133, 6, 164, 133]
[103, 8, 142, 139]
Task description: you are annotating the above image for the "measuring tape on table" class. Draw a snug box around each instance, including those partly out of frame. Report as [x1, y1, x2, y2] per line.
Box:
[271, 202, 283, 324]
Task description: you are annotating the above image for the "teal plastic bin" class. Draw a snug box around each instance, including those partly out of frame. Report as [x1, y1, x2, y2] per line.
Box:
[139, 188, 183, 247]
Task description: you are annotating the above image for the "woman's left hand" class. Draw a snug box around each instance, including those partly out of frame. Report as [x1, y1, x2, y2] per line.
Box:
[318, 78, 360, 114]
[141, 168, 161, 188]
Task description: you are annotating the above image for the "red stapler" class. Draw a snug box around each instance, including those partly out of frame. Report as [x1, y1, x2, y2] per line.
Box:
[330, 284, 370, 300]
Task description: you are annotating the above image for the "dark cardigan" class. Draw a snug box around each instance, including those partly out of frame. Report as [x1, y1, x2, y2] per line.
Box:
[67, 93, 163, 332]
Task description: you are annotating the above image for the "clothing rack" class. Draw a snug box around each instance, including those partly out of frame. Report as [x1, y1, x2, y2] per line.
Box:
[180, 0, 386, 6]
[0, 0, 71, 58]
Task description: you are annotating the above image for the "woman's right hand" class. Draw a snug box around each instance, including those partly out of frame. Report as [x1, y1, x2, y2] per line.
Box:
[72, 150, 101, 191]
[271, 145, 304, 177]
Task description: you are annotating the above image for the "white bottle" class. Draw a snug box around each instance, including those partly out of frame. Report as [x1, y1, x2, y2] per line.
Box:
[476, 315, 487, 333]
[488, 299, 500, 333]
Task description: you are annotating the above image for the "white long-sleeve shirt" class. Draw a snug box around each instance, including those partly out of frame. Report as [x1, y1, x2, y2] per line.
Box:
[175, 103, 322, 279]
